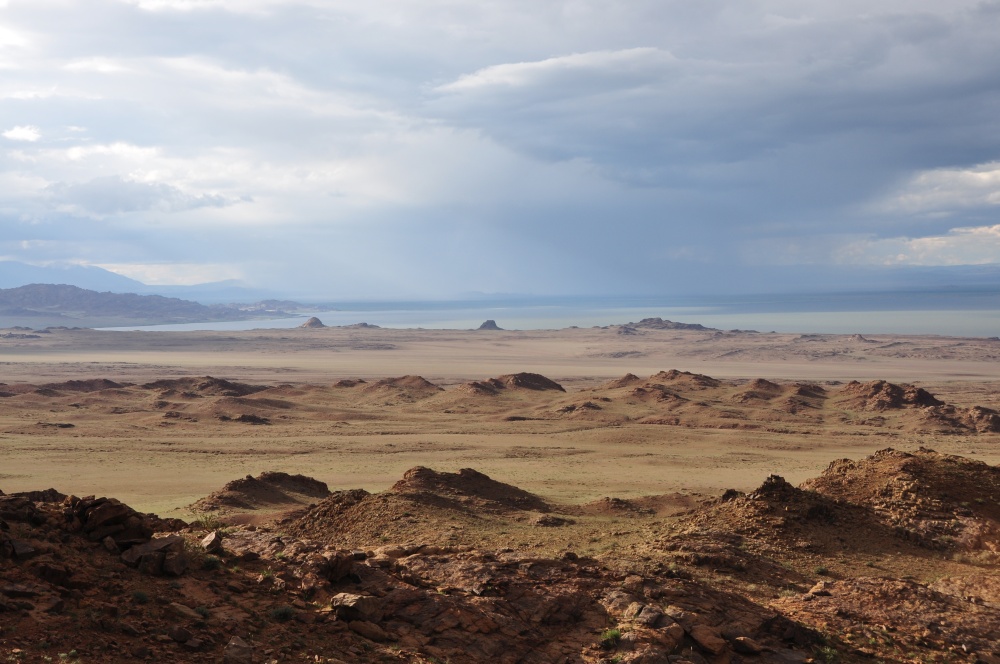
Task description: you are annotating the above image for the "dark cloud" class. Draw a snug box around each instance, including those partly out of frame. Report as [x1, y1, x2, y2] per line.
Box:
[0, 0, 998, 295]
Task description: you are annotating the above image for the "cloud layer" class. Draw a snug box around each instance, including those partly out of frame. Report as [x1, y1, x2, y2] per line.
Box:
[2, 0, 999, 296]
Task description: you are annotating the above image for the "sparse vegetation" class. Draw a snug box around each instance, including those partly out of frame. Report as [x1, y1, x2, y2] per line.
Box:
[815, 645, 839, 664]
[202, 554, 223, 570]
[600, 628, 622, 649]
[269, 605, 295, 622]
[192, 513, 224, 530]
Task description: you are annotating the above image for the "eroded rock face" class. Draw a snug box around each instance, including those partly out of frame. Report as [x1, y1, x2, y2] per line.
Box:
[66, 496, 156, 549]
[120, 536, 188, 576]
[803, 447, 1000, 551]
[0, 496, 42, 525]
[839, 379, 943, 411]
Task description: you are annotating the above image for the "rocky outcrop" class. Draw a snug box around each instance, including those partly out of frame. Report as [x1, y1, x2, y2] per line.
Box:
[838, 379, 943, 411]
[142, 376, 267, 398]
[491, 372, 565, 391]
[120, 535, 189, 576]
[803, 447, 1000, 551]
[191, 471, 332, 513]
[299, 316, 326, 328]
[390, 466, 551, 513]
[625, 317, 714, 331]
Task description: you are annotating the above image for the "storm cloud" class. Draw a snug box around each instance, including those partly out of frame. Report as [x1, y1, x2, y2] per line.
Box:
[1, 0, 999, 295]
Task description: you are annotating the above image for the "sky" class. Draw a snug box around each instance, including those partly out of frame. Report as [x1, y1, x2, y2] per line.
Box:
[1, 0, 1000, 299]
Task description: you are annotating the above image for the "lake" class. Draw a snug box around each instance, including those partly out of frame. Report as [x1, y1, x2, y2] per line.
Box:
[99, 296, 1000, 337]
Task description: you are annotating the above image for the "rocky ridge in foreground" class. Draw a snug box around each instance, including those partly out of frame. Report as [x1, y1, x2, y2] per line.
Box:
[3, 448, 1000, 663]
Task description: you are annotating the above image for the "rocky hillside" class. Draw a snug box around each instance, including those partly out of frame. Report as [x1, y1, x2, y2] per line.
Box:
[5, 449, 1000, 662]
[0, 284, 261, 325]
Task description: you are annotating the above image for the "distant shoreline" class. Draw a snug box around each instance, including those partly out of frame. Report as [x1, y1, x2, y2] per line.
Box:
[2, 286, 999, 336]
[86, 306, 1000, 338]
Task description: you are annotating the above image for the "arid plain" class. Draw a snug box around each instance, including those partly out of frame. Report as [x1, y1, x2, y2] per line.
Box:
[2, 322, 999, 517]
[5, 320, 1000, 663]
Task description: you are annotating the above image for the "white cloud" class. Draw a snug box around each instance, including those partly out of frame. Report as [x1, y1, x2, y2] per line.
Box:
[64, 58, 132, 74]
[119, 0, 278, 12]
[95, 262, 243, 285]
[877, 162, 1000, 214]
[837, 224, 1000, 266]
[4, 88, 57, 99]
[0, 23, 29, 49]
[3, 125, 41, 141]
[47, 175, 233, 216]
[62, 142, 159, 162]
[436, 47, 676, 93]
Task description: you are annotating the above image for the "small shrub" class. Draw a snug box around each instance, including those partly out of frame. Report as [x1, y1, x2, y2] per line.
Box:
[193, 514, 223, 530]
[131, 590, 150, 605]
[269, 605, 295, 622]
[814, 566, 829, 576]
[202, 555, 222, 571]
[600, 628, 622, 649]
[195, 606, 210, 618]
[815, 645, 839, 664]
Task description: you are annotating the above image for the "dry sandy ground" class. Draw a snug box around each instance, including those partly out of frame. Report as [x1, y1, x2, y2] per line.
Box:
[2, 325, 1000, 518]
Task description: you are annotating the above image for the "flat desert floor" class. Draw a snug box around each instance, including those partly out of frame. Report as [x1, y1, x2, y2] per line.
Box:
[3, 323, 1000, 518]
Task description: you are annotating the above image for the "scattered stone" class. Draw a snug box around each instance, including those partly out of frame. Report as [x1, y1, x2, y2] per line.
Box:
[635, 605, 664, 627]
[8, 539, 36, 559]
[168, 625, 193, 642]
[330, 593, 383, 622]
[201, 530, 224, 553]
[167, 602, 204, 621]
[808, 581, 833, 596]
[223, 635, 253, 663]
[730, 636, 763, 654]
[349, 620, 390, 642]
[689, 624, 728, 655]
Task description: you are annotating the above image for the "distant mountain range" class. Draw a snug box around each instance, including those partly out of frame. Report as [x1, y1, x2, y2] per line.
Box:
[0, 284, 276, 327]
[0, 261, 270, 304]
[0, 261, 145, 293]
[3, 259, 1000, 317]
